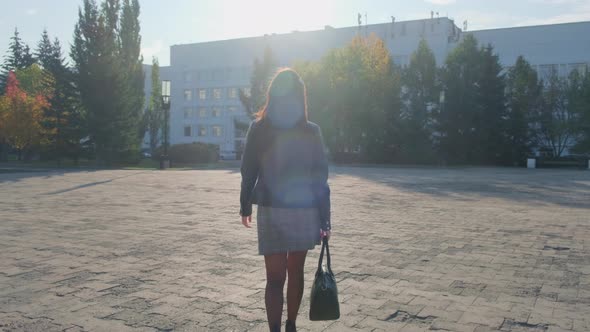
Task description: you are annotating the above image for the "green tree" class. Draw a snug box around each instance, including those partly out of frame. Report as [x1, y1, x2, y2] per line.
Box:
[71, 0, 144, 165]
[293, 60, 330, 125]
[37, 30, 85, 163]
[504, 56, 542, 165]
[15, 63, 54, 97]
[235, 45, 276, 156]
[400, 39, 438, 163]
[475, 45, 506, 164]
[143, 57, 163, 154]
[119, 0, 145, 153]
[437, 35, 482, 164]
[437, 36, 506, 165]
[572, 69, 590, 154]
[239, 45, 276, 118]
[296, 34, 400, 162]
[534, 71, 578, 157]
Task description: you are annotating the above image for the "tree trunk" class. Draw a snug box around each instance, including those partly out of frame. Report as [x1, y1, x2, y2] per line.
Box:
[0, 143, 7, 161]
[24, 149, 33, 162]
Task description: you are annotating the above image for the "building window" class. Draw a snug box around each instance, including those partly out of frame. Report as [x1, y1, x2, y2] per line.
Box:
[539, 64, 558, 80]
[198, 126, 207, 136]
[213, 88, 222, 99]
[184, 108, 192, 119]
[213, 70, 224, 81]
[236, 128, 246, 138]
[199, 107, 208, 118]
[184, 126, 192, 137]
[559, 64, 568, 76]
[570, 63, 588, 76]
[184, 89, 192, 101]
[199, 70, 212, 81]
[212, 126, 223, 137]
[242, 87, 251, 97]
[227, 106, 238, 113]
[184, 71, 192, 82]
[212, 108, 222, 117]
[199, 89, 207, 100]
[228, 88, 238, 99]
[241, 67, 250, 79]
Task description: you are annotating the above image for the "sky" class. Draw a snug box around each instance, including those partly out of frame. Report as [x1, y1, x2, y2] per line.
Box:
[1, 0, 590, 66]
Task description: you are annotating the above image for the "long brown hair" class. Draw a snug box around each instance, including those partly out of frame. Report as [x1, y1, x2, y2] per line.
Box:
[256, 68, 308, 123]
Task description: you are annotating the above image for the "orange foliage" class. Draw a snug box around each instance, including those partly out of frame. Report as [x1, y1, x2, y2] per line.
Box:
[0, 72, 49, 152]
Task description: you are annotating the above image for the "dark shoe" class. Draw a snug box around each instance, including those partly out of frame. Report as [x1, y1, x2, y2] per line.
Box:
[270, 323, 281, 332]
[286, 320, 296, 332]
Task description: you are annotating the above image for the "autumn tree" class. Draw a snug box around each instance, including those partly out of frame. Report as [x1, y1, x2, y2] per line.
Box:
[0, 72, 49, 160]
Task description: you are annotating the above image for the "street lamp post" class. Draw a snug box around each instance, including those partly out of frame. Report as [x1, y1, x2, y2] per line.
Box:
[160, 80, 171, 169]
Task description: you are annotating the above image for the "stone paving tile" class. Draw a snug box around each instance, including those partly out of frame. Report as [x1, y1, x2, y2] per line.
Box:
[1, 167, 590, 331]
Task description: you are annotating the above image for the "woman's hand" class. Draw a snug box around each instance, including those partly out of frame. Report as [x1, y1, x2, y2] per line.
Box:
[242, 215, 253, 228]
[320, 229, 331, 240]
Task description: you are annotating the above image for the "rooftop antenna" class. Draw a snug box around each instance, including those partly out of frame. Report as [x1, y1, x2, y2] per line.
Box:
[463, 20, 468, 31]
[391, 16, 396, 38]
[365, 12, 368, 36]
[358, 13, 362, 31]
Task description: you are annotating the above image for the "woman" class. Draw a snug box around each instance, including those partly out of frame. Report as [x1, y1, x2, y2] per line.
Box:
[239, 68, 331, 332]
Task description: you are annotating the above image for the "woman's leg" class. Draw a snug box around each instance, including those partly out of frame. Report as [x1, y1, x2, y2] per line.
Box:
[264, 253, 288, 332]
[286, 250, 308, 322]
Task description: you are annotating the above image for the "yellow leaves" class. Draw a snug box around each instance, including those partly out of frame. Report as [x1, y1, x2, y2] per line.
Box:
[348, 34, 392, 77]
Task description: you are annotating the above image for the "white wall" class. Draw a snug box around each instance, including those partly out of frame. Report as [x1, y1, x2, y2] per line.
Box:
[144, 19, 590, 158]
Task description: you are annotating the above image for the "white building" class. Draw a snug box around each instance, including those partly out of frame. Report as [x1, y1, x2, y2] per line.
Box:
[144, 18, 590, 159]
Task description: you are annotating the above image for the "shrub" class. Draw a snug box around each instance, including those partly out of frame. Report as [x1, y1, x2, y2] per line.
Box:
[155, 142, 218, 164]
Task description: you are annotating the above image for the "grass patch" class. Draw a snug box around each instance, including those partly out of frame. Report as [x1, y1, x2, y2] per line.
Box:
[123, 159, 160, 170]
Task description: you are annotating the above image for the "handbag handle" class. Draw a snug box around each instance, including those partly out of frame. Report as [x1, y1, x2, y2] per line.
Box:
[317, 237, 333, 274]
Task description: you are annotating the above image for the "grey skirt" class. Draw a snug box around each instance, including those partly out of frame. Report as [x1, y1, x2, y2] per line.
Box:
[256, 206, 322, 255]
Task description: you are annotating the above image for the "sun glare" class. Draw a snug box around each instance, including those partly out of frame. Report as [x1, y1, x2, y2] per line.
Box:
[218, 0, 337, 39]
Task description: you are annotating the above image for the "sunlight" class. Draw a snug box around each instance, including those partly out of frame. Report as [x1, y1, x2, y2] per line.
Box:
[215, 0, 337, 39]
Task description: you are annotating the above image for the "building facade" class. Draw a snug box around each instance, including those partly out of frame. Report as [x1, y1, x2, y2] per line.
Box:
[143, 18, 590, 159]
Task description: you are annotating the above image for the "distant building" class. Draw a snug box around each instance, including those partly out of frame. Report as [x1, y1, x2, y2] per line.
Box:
[143, 18, 590, 159]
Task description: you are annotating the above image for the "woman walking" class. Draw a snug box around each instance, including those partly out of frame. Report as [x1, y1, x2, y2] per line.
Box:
[239, 68, 331, 332]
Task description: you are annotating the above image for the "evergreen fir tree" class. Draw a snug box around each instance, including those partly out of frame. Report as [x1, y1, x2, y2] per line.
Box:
[72, 0, 144, 165]
[1, 28, 36, 93]
[144, 57, 163, 154]
[437, 35, 482, 164]
[475, 45, 506, 164]
[437, 36, 507, 165]
[400, 39, 438, 163]
[36, 30, 85, 163]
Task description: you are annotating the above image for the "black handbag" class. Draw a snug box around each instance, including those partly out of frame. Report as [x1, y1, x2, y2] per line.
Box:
[309, 237, 340, 321]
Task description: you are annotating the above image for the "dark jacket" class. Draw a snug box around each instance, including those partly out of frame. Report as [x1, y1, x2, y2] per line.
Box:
[239, 119, 331, 230]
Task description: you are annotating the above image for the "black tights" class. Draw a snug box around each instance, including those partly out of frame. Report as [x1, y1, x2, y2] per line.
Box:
[264, 251, 307, 332]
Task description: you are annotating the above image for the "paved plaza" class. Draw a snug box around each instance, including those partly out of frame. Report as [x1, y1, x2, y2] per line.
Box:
[1, 167, 589, 332]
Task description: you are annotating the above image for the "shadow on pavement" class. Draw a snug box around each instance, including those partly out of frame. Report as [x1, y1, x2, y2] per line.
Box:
[332, 166, 590, 209]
